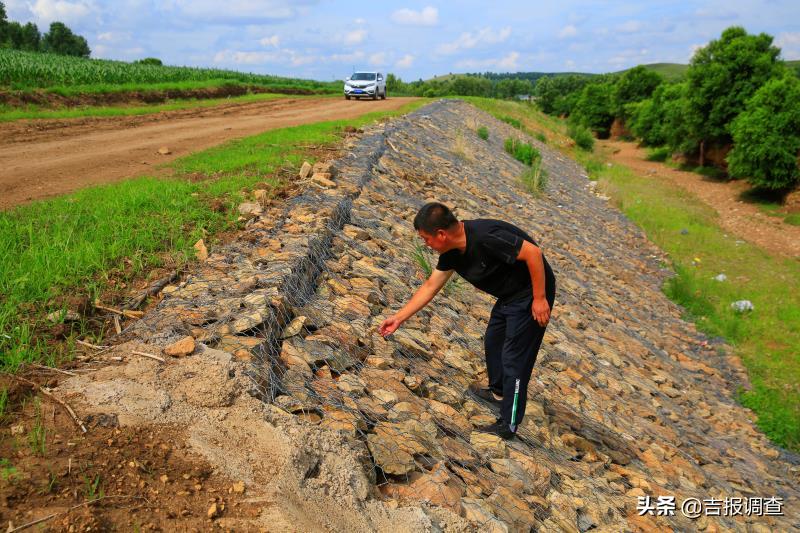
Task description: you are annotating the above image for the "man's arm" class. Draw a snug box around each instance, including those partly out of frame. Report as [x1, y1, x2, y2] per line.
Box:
[517, 240, 550, 326]
[378, 268, 453, 337]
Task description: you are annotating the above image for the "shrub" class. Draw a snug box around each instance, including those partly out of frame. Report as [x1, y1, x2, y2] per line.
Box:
[504, 137, 540, 166]
[477, 126, 489, 140]
[535, 132, 547, 143]
[501, 116, 522, 129]
[646, 146, 671, 162]
[728, 75, 800, 190]
[568, 123, 595, 151]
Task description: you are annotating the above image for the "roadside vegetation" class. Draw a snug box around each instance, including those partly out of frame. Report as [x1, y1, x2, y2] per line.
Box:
[466, 96, 800, 451]
[0, 100, 427, 373]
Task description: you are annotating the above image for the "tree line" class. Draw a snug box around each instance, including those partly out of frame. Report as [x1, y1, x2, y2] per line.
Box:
[0, 2, 90, 58]
[533, 27, 799, 191]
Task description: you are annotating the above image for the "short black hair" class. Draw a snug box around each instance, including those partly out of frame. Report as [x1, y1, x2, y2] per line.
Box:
[413, 202, 459, 234]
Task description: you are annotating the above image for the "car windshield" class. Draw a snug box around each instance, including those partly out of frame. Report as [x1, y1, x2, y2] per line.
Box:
[350, 72, 376, 81]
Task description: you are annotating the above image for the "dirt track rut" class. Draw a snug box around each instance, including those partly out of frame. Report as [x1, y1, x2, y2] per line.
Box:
[0, 96, 417, 209]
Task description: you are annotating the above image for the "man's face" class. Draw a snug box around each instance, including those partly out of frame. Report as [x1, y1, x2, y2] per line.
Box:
[418, 229, 447, 253]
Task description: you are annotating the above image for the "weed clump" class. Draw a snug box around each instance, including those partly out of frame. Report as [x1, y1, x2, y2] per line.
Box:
[504, 137, 540, 166]
[477, 126, 489, 140]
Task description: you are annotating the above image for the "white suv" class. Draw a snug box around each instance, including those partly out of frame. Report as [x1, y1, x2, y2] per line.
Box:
[344, 71, 387, 100]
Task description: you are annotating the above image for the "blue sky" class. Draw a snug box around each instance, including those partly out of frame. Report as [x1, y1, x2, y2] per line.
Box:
[5, 1, 800, 80]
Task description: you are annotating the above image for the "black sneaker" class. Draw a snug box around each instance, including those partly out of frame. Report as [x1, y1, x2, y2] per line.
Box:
[475, 418, 516, 440]
[467, 383, 503, 406]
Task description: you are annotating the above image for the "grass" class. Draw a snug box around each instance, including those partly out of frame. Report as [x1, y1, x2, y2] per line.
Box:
[0, 99, 428, 372]
[38, 79, 337, 97]
[83, 473, 104, 501]
[477, 126, 489, 140]
[0, 387, 7, 421]
[466, 96, 800, 450]
[521, 161, 548, 197]
[28, 397, 46, 456]
[450, 130, 474, 161]
[645, 146, 671, 162]
[0, 92, 293, 122]
[0, 458, 18, 482]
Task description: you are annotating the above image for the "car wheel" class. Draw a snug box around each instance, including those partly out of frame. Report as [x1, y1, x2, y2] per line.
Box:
[381, 88, 387, 100]
[372, 90, 378, 100]
[345, 95, 350, 100]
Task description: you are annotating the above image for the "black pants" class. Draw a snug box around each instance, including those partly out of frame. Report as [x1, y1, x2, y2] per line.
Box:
[484, 290, 555, 431]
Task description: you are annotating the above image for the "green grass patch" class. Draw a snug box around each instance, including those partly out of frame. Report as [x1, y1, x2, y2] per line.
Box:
[646, 146, 671, 162]
[0, 99, 427, 371]
[477, 126, 489, 140]
[504, 137, 540, 166]
[0, 92, 292, 122]
[567, 123, 595, 151]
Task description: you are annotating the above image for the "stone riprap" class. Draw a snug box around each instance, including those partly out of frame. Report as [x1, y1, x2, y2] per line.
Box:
[110, 100, 798, 531]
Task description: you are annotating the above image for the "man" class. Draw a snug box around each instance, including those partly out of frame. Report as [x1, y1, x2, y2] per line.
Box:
[379, 202, 556, 440]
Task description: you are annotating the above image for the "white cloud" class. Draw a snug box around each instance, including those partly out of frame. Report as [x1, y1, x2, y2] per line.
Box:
[354, 17, 366, 24]
[776, 32, 800, 58]
[497, 51, 519, 70]
[343, 29, 367, 45]
[558, 25, 578, 39]
[259, 35, 280, 47]
[328, 51, 365, 63]
[456, 51, 519, 71]
[164, 0, 308, 24]
[395, 54, 414, 68]
[565, 59, 575, 68]
[391, 6, 438, 26]
[437, 27, 512, 55]
[617, 20, 642, 34]
[213, 47, 314, 66]
[29, 0, 93, 25]
[368, 52, 386, 66]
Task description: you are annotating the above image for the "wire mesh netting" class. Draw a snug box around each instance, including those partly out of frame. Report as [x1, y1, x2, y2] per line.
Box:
[122, 100, 800, 531]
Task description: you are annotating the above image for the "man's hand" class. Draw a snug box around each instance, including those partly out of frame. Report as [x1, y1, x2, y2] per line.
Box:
[379, 315, 402, 337]
[532, 298, 550, 327]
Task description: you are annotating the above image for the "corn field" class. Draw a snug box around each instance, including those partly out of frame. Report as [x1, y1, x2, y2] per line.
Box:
[0, 49, 337, 91]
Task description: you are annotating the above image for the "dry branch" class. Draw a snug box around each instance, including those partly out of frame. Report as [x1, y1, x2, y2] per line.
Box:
[8, 375, 87, 433]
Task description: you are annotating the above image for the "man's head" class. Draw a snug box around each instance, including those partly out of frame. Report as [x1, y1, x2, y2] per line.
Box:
[413, 202, 459, 253]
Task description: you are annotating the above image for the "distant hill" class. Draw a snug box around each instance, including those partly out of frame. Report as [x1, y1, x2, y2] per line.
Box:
[634, 63, 688, 81]
[430, 59, 799, 84]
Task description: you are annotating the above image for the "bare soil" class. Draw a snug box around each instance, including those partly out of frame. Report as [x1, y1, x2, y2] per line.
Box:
[599, 139, 800, 259]
[0, 96, 417, 209]
[0, 375, 263, 532]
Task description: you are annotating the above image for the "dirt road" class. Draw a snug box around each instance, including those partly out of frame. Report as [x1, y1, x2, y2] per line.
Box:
[0, 96, 418, 209]
[600, 139, 800, 259]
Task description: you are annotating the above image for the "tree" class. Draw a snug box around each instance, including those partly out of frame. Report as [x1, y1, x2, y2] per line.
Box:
[134, 57, 162, 66]
[572, 82, 615, 137]
[0, 1, 8, 45]
[728, 75, 800, 190]
[630, 82, 691, 149]
[612, 65, 662, 121]
[685, 26, 783, 163]
[42, 21, 90, 57]
[534, 74, 592, 115]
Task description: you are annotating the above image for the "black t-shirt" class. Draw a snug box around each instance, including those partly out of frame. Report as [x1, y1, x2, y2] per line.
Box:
[435, 219, 556, 302]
